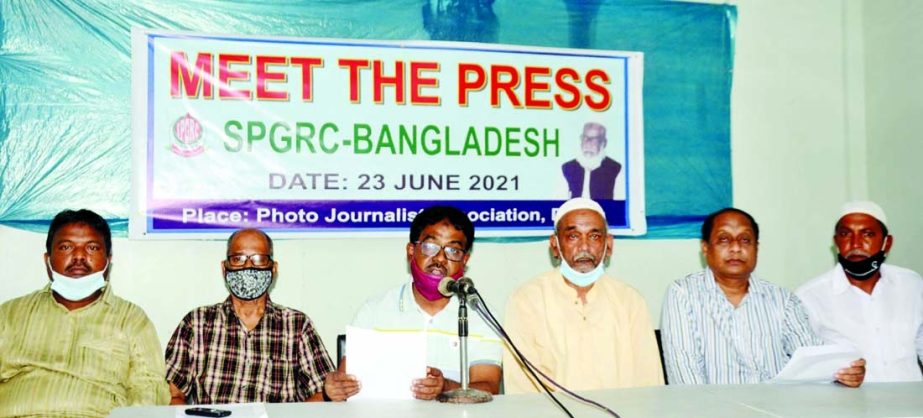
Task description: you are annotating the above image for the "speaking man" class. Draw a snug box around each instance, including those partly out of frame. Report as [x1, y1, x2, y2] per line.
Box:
[324, 205, 502, 401]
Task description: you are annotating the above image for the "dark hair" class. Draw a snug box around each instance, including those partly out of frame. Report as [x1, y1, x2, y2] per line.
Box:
[701, 207, 759, 242]
[45, 209, 112, 256]
[227, 228, 274, 256]
[410, 205, 474, 251]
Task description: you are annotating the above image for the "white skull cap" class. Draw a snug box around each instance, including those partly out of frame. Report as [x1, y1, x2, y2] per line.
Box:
[839, 200, 887, 226]
[553, 197, 607, 227]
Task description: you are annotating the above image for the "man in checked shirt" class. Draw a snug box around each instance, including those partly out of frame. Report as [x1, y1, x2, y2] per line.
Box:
[165, 228, 338, 404]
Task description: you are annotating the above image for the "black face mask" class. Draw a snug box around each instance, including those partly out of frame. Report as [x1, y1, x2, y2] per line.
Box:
[838, 251, 887, 280]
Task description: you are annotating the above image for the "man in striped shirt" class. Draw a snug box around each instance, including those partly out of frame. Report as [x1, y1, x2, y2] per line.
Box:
[660, 208, 866, 386]
[165, 228, 336, 404]
[0, 209, 169, 418]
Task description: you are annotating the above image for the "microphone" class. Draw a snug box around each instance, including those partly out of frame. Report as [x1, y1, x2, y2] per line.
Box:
[438, 276, 476, 297]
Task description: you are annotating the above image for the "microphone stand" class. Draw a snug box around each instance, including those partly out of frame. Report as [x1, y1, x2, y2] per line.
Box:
[436, 293, 493, 404]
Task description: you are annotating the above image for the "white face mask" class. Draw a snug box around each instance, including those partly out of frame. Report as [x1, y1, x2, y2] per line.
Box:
[48, 259, 109, 301]
[555, 236, 607, 287]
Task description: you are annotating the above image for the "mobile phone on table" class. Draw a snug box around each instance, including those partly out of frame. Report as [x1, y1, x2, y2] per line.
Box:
[185, 407, 232, 417]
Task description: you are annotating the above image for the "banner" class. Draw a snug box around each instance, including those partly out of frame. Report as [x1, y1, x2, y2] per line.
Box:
[130, 29, 646, 238]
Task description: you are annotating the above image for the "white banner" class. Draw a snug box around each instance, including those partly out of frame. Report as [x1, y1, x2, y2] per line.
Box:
[130, 29, 645, 238]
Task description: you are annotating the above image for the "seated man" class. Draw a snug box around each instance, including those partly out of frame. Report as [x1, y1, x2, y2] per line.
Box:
[797, 201, 923, 382]
[165, 228, 335, 404]
[661, 208, 865, 385]
[0, 209, 169, 417]
[324, 205, 502, 401]
[504, 198, 663, 393]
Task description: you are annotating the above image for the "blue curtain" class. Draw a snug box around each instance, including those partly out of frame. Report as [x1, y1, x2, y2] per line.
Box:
[0, 0, 735, 239]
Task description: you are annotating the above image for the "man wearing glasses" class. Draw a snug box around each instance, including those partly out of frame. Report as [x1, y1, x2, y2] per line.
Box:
[164, 228, 336, 404]
[323, 205, 502, 401]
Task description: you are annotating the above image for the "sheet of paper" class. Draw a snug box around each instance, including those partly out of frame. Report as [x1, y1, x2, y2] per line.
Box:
[346, 325, 427, 400]
[174, 403, 267, 418]
[770, 344, 862, 384]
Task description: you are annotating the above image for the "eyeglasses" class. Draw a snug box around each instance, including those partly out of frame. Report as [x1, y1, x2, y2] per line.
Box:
[710, 235, 755, 248]
[415, 241, 466, 262]
[226, 254, 273, 267]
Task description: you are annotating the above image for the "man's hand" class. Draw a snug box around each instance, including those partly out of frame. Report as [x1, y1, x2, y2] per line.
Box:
[323, 358, 361, 401]
[168, 382, 186, 405]
[835, 358, 866, 388]
[412, 367, 445, 400]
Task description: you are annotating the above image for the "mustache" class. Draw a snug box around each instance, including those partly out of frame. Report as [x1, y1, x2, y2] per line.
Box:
[845, 249, 872, 258]
[426, 261, 447, 272]
[66, 260, 91, 271]
[572, 251, 597, 263]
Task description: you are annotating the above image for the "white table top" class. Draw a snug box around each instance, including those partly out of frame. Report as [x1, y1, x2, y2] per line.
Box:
[109, 382, 923, 418]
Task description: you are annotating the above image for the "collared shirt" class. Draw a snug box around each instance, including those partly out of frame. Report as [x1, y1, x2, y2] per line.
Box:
[661, 269, 822, 384]
[351, 282, 502, 383]
[165, 297, 334, 404]
[503, 270, 664, 394]
[797, 263, 923, 382]
[0, 284, 169, 418]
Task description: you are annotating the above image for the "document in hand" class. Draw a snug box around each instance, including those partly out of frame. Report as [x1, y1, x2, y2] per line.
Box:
[769, 345, 862, 384]
[345, 326, 428, 400]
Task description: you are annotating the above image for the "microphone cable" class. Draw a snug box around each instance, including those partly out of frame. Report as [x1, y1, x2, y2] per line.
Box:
[469, 289, 621, 418]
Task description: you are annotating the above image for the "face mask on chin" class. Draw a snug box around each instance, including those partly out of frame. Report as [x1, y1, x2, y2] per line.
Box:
[410, 257, 463, 301]
[48, 259, 109, 301]
[838, 238, 889, 281]
[555, 237, 607, 287]
[226, 267, 273, 300]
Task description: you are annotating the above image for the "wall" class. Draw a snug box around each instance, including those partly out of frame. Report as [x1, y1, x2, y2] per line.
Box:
[2, 0, 915, 352]
[863, 0, 923, 273]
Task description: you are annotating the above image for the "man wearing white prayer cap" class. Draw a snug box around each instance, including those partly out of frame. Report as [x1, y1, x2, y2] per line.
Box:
[502, 197, 664, 393]
[797, 200, 923, 382]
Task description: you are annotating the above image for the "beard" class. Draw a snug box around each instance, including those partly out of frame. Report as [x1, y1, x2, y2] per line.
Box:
[577, 152, 604, 170]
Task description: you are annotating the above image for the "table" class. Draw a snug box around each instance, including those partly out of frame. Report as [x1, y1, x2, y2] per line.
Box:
[109, 382, 923, 418]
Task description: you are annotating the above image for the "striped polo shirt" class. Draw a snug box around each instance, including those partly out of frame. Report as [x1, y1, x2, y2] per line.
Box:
[661, 269, 822, 384]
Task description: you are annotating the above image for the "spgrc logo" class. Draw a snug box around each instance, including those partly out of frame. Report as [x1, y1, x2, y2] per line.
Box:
[172, 113, 204, 157]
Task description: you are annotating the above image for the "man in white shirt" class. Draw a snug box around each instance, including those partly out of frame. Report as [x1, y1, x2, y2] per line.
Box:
[323, 205, 501, 401]
[797, 201, 923, 382]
